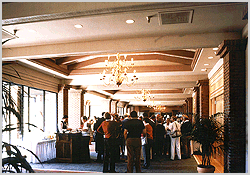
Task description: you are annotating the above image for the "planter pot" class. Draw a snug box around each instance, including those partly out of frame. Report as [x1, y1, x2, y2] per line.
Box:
[197, 165, 215, 173]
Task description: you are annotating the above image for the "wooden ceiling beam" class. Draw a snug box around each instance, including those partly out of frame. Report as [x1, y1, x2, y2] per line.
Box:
[68, 53, 193, 70]
[116, 89, 183, 94]
[154, 50, 195, 58]
[148, 97, 187, 101]
[55, 55, 87, 65]
[126, 54, 193, 65]
[68, 56, 106, 70]
[30, 59, 70, 75]
[69, 64, 192, 75]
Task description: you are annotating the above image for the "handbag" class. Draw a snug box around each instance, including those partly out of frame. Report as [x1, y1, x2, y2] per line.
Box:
[171, 122, 182, 138]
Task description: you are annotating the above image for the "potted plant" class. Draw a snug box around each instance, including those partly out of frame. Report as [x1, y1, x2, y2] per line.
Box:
[190, 113, 224, 173]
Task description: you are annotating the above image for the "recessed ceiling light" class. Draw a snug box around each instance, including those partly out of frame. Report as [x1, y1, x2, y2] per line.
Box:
[74, 24, 83, 28]
[204, 63, 209, 66]
[126, 19, 135, 24]
[208, 56, 213, 59]
[201, 68, 207, 72]
[213, 47, 219, 51]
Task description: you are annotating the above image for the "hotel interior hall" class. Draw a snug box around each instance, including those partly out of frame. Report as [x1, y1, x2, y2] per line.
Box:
[2, 2, 248, 173]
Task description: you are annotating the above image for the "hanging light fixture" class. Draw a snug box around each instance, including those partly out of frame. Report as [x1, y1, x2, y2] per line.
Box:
[135, 89, 153, 102]
[153, 105, 166, 111]
[100, 53, 138, 87]
[147, 100, 166, 111]
[147, 100, 156, 108]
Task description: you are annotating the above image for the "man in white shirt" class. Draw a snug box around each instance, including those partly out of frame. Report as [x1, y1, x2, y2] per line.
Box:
[168, 116, 181, 160]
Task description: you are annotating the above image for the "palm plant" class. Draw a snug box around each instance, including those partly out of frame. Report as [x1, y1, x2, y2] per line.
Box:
[2, 65, 43, 172]
[190, 113, 224, 168]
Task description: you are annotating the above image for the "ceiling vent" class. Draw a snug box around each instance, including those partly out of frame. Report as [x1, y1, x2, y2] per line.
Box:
[158, 10, 194, 25]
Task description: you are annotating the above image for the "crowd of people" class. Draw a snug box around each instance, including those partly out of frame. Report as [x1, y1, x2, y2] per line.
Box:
[61, 111, 193, 173]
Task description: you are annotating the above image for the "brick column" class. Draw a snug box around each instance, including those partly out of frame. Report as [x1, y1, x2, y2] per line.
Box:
[186, 97, 193, 116]
[193, 87, 200, 115]
[182, 103, 187, 114]
[197, 79, 209, 119]
[216, 39, 247, 173]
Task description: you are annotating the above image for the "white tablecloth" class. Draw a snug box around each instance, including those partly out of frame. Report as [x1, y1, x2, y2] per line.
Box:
[26, 139, 56, 163]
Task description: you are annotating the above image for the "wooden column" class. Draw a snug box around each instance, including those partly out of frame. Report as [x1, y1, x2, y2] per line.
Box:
[216, 39, 247, 173]
[115, 100, 119, 114]
[62, 85, 71, 117]
[197, 79, 209, 119]
[186, 97, 193, 116]
[109, 99, 113, 113]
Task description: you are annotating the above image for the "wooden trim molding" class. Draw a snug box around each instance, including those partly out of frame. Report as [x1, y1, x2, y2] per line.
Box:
[191, 48, 202, 70]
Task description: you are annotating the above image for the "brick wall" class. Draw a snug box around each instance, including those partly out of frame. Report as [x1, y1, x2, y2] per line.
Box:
[197, 79, 209, 118]
[68, 89, 81, 129]
[193, 87, 199, 115]
[216, 39, 247, 173]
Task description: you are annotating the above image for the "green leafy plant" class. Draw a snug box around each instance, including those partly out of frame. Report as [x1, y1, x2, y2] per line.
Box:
[2, 67, 43, 172]
[190, 113, 224, 168]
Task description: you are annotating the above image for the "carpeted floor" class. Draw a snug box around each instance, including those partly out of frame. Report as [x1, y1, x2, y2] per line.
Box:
[30, 143, 198, 173]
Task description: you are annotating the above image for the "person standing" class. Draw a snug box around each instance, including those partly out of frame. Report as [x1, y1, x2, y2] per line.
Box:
[112, 113, 123, 162]
[163, 117, 171, 159]
[169, 116, 182, 161]
[124, 111, 146, 173]
[81, 116, 90, 137]
[180, 114, 192, 159]
[93, 112, 105, 162]
[121, 113, 131, 159]
[61, 115, 72, 131]
[154, 116, 166, 159]
[87, 117, 94, 145]
[142, 117, 153, 169]
[143, 113, 156, 160]
[97, 112, 120, 173]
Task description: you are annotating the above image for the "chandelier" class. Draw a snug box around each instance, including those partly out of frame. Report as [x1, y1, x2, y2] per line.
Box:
[153, 105, 166, 111]
[147, 100, 166, 111]
[135, 89, 153, 102]
[100, 53, 138, 87]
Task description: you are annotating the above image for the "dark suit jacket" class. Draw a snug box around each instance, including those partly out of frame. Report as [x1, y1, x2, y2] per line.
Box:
[181, 120, 192, 136]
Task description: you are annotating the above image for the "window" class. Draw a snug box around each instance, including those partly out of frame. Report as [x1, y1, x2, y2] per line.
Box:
[29, 88, 44, 133]
[2, 82, 58, 143]
[45, 91, 57, 135]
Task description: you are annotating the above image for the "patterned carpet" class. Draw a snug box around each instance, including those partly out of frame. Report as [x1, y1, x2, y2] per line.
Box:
[31, 143, 198, 173]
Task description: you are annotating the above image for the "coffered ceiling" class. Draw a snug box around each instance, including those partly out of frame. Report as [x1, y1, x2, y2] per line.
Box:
[2, 2, 248, 107]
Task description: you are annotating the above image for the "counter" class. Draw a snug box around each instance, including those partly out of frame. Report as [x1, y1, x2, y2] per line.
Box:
[56, 133, 90, 163]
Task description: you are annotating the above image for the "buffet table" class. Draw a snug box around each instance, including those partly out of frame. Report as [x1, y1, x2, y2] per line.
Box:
[27, 139, 56, 163]
[56, 132, 90, 163]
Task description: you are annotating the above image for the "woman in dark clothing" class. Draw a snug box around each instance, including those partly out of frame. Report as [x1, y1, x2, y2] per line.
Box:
[154, 117, 166, 159]
[61, 115, 72, 131]
[93, 113, 105, 162]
